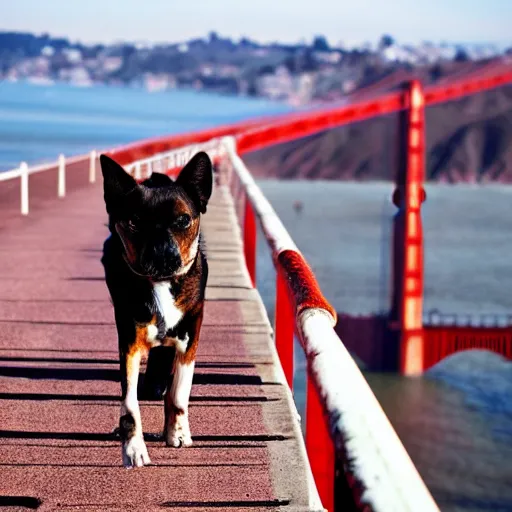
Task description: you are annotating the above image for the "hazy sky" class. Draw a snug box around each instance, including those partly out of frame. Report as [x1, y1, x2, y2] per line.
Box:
[1, 0, 510, 46]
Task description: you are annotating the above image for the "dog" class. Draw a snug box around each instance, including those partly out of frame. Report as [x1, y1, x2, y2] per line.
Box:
[99, 151, 212, 468]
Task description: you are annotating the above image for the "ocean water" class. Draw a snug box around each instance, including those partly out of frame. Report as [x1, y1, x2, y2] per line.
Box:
[255, 180, 512, 317]
[0, 81, 292, 171]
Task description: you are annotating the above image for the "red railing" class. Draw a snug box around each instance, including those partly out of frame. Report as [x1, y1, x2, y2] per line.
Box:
[107, 113, 294, 167]
[237, 91, 405, 154]
[223, 138, 439, 512]
[424, 326, 512, 369]
[423, 312, 512, 369]
[424, 68, 512, 106]
[243, 200, 257, 288]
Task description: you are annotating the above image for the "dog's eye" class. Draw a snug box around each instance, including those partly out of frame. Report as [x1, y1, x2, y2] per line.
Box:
[173, 214, 191, 230]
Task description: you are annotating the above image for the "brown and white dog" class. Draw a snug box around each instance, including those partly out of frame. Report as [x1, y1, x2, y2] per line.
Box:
[100, 152, 212, 468]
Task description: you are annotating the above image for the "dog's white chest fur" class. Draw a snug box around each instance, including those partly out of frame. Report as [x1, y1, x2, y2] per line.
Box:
[152, 281, 183, 332]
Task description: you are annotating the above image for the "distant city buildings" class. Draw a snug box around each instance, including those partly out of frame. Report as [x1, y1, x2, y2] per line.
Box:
[0, 31, 509, 105]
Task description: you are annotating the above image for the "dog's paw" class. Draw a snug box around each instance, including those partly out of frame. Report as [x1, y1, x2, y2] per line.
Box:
[165, 415, 192, 448]
[122, 436, 151, 468]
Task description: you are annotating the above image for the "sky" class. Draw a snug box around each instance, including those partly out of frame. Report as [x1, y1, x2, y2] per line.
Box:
[0, 0, 511, 47]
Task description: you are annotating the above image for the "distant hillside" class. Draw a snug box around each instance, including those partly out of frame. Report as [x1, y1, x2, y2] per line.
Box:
[1, 30, 510, 106]
[244, 72, 512, 183]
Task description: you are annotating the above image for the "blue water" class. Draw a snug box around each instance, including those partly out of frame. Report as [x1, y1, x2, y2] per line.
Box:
[0, 81, 292, 170]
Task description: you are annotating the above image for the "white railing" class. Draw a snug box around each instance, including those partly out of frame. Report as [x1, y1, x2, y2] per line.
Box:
[123, 138, 224, 180]
[0, 150, 98, 215]
[222, 135, 440, 512]
[0, 137, 226, 216]
[0, 137, 224, 216]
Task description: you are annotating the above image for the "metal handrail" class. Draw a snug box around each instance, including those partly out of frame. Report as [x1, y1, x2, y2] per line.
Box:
[0, 152, 94, 182]
[120, 138, 224, 180]
[0, 151, 98, 215]
[222, 136, 440, 512]
[0, 137, 225, 216]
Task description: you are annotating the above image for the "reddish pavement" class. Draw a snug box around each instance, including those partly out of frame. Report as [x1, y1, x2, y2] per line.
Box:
[0, 173, 317, 511]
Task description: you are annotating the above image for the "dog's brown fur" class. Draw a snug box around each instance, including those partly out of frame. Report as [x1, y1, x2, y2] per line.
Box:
[100, 152, 212, 467]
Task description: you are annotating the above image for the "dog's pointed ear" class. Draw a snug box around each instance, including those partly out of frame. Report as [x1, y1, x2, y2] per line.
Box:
[176, 152, 213, 214]
[100, 154, 138, 213]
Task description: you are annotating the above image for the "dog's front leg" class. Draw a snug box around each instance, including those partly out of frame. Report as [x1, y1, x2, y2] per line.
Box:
[164, 309, 203, 447]
[119, 342, 150, 467]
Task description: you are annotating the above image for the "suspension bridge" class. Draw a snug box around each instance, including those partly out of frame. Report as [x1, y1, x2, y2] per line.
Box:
[0, 70, 511, 511]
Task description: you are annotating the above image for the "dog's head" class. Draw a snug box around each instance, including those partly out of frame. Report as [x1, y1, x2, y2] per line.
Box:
[100, 152, 212, 280]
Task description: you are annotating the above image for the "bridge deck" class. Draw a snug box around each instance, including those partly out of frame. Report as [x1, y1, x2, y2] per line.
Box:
[0, 178, 314, 511]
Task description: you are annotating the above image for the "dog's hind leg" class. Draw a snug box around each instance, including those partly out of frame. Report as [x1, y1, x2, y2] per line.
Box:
[141, 346, 175, 400]
[119, 335, 151, 468]
[164, 309, 203, 447]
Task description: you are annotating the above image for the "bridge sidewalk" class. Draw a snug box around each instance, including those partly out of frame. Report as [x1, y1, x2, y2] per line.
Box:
[0, 181, 315, 511]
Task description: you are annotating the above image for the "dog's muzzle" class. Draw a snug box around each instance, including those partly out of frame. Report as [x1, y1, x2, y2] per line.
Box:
[141, 241, 182, 279]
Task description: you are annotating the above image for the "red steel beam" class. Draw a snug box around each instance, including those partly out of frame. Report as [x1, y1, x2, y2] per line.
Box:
[274, 270, 295, 390]
[243, 196, 257, 287]
[423, 326, 512, 369]
[107, 114, 286, 166]
[424, 69, 512, 106]
[399, 80, 426, 376]
[306, 374, 335, 512]
[235, 68, 512, 155]
[236, 92, 405, 155]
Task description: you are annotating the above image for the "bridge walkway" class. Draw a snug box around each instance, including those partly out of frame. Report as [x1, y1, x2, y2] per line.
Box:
[0, 178, 317, 511]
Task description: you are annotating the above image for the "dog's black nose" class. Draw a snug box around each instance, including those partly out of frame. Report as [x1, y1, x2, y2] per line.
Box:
[142, 240, 182, 277]
[164, 244, 181, 270]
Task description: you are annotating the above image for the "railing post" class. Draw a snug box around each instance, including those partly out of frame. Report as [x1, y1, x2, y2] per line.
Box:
[57, 154, 66, 198]
[397, 80, 426, 376]
[306, 375, 335, 512]
[20, 162, 29, 215]
[274, 270, 294, 389]
[243, 196, 257, 287]
[134, 162, 142, 181]
[89, 150, 97, 183]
